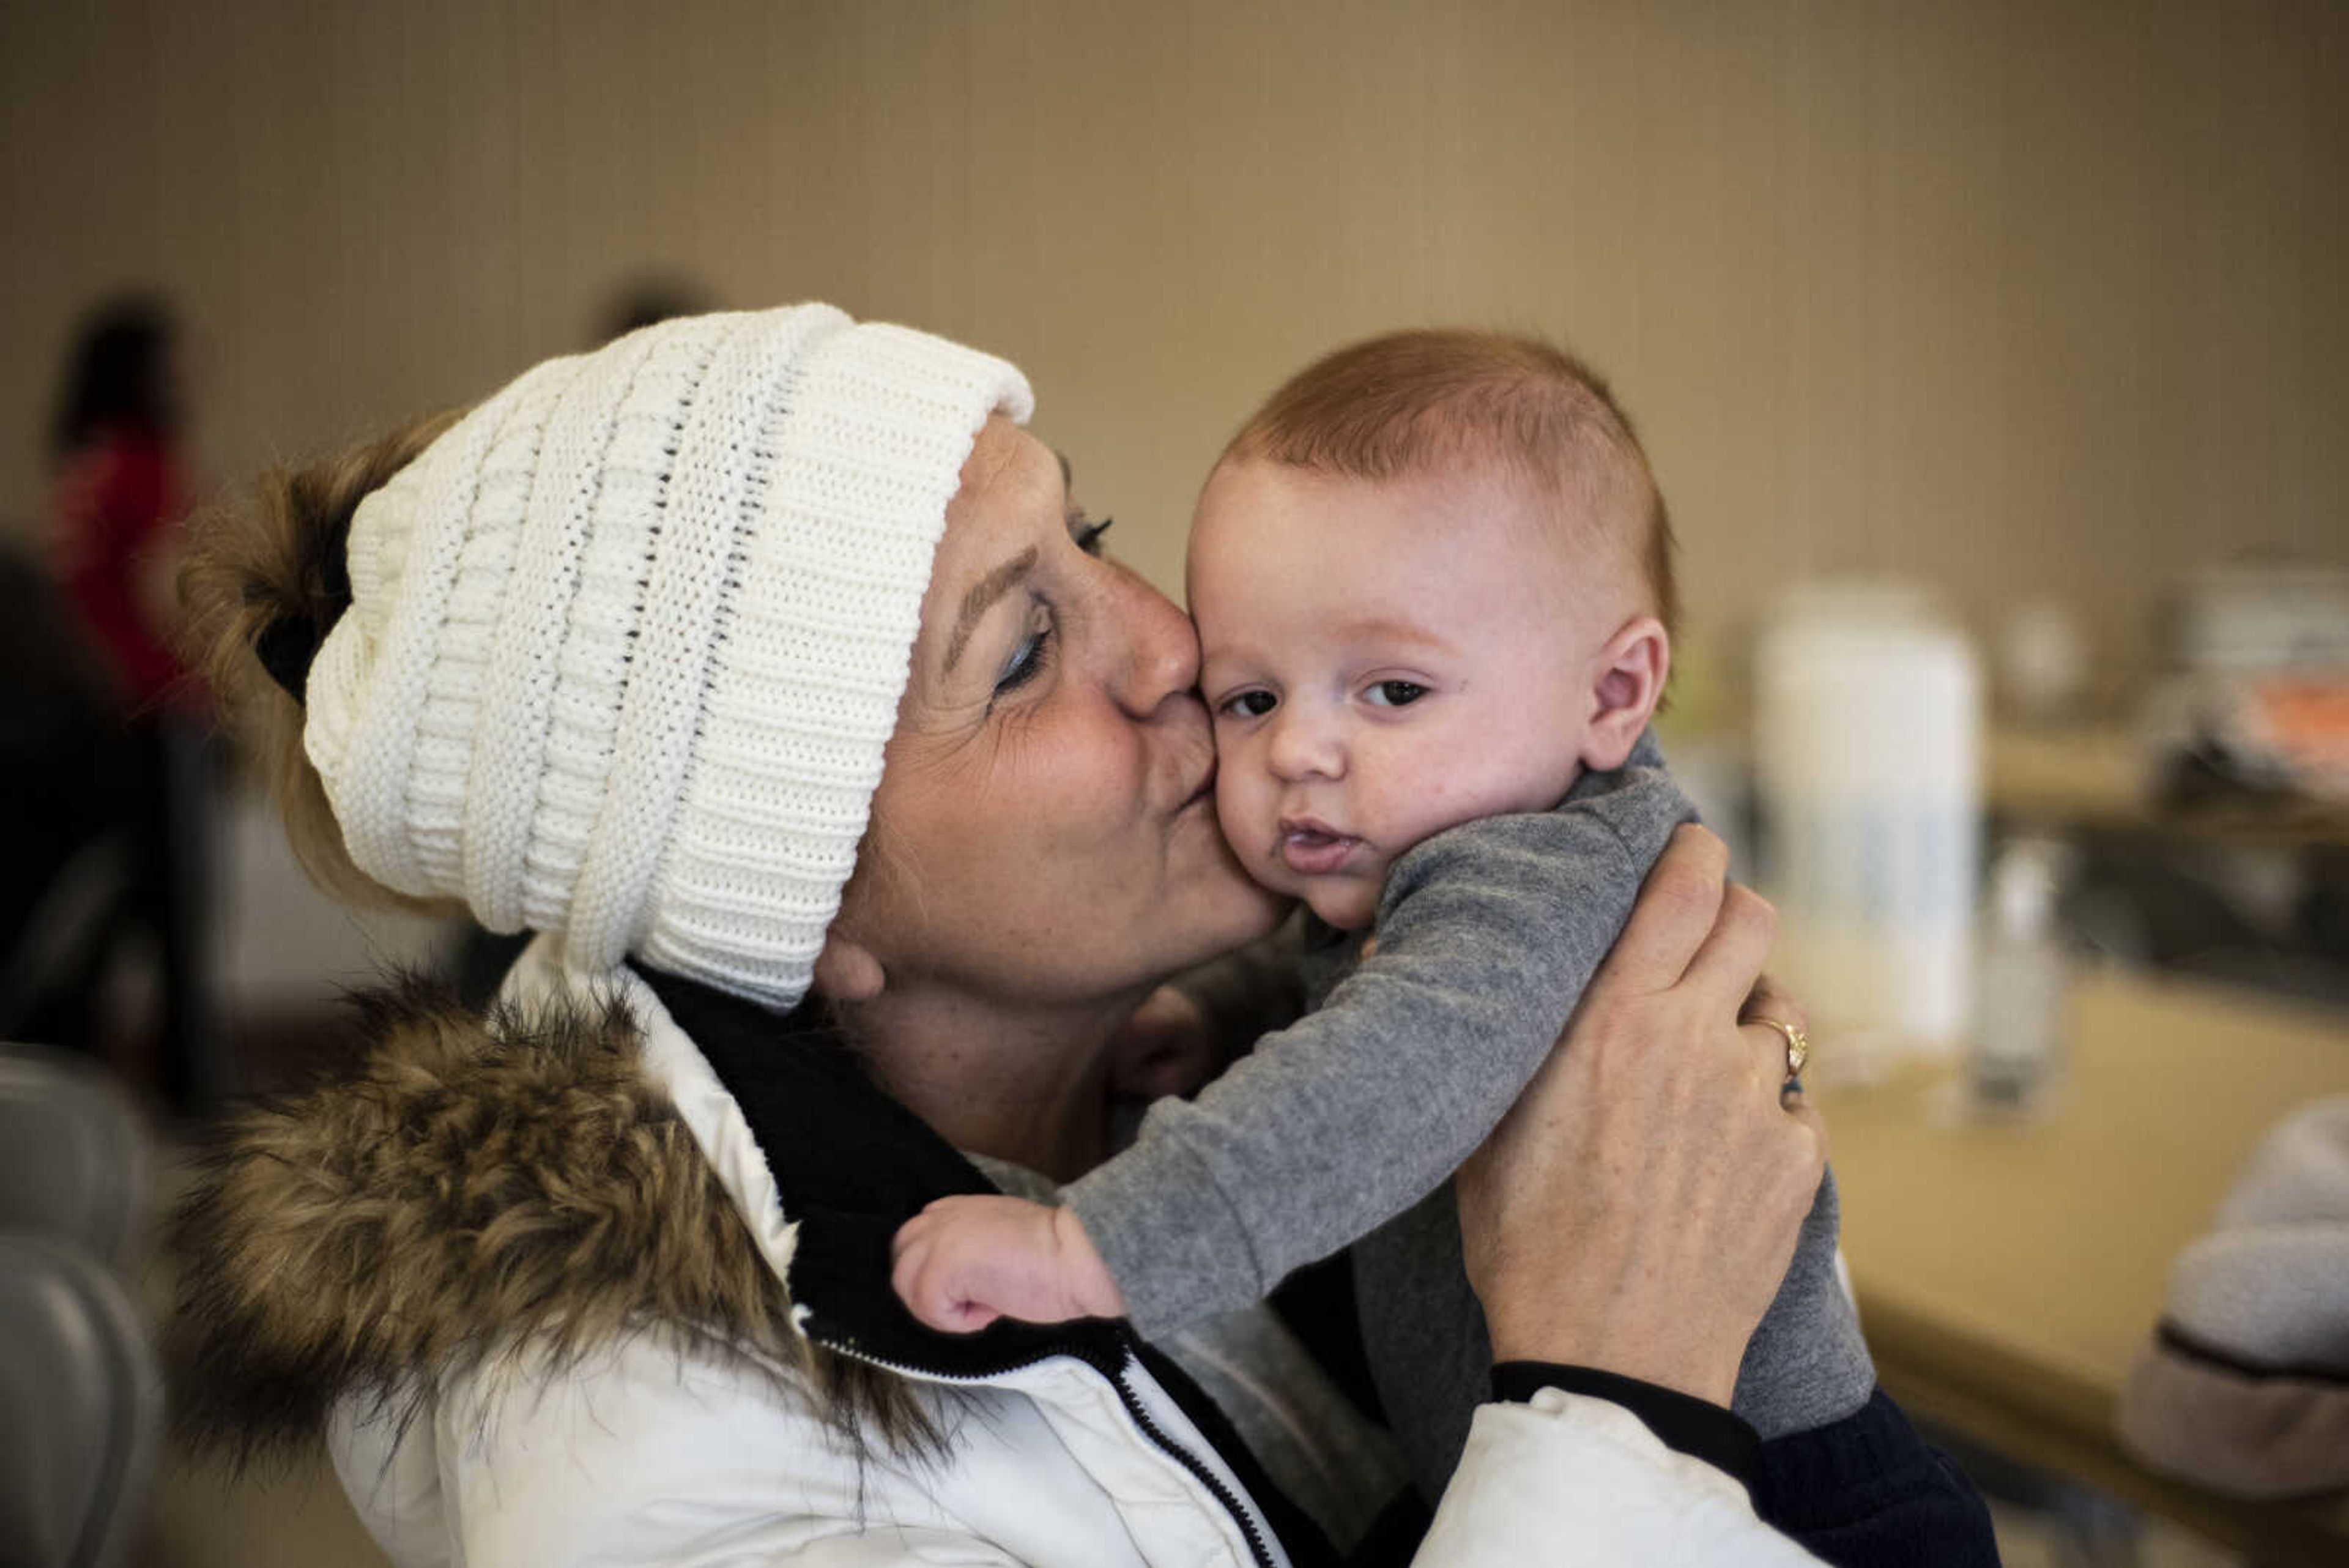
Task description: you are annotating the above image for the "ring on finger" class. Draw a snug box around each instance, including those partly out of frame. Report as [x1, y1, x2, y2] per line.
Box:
[1750, 1015, 1809, 1080]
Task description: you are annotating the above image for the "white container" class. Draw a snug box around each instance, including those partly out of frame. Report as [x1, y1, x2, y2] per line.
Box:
[1970, 835, 2071, 1115]
[1754, 583, 1982, 1063]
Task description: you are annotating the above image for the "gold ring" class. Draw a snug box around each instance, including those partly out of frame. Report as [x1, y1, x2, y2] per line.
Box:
[1751, 1016, 1809, 1080]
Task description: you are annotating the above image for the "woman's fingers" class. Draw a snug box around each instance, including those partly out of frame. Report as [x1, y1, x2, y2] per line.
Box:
[1740, 974, 1808, 1038]
[1594, 824, 1729, 994]
[1681, 882, 1778, 1011]
[1739, 1019, 1804, 1098]
[1739, 974, 1816, 1099]
[1781, 1094, 1829, 1160]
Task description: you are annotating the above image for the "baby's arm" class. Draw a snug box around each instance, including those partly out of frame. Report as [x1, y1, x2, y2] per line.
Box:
[1067, 738, 1692, 1338]
[890, 917, 1332, 1335]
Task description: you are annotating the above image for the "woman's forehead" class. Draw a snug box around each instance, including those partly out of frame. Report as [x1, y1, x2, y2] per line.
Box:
[910, 420, 1064, 671]
[943, 419, 1064, 555]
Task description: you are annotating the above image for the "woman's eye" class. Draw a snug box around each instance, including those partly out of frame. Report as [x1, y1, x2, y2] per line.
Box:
[1070, 514, 1114, 557]
[1365, 680, 1428, 708]
[994, 604, 1055, 698]
[1218, 690, 1277, 719]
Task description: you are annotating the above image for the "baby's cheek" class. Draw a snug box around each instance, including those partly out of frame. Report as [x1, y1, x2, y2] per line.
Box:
[1212, 765, 1267, 859]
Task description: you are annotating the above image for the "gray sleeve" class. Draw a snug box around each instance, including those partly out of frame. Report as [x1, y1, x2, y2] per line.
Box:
[1067, 732, 1694, 1337]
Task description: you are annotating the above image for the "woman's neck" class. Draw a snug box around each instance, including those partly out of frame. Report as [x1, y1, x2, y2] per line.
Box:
[837, 984, 1144, 1183]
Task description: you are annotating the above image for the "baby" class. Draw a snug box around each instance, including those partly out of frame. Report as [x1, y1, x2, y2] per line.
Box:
[892, 330, 1872, 1490]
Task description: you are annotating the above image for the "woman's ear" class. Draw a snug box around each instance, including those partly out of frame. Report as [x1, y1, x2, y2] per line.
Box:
[1579, 614, 1671, 772]
[812, 930, 886, 1003]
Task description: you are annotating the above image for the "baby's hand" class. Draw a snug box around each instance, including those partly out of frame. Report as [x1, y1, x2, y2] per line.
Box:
[890, 1194, 1127, 1334]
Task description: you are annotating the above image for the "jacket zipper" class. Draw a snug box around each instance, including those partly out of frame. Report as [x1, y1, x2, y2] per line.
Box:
[1107, 1353, 1278, 1568]
[811, 1333, 1280, 1568]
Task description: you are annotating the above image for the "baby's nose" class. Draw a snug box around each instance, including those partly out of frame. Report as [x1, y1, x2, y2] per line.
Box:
[1267, 710, 1343, 781]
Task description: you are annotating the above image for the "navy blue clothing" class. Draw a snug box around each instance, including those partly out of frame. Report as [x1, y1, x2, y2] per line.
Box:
[1756, 1390, 2002, 1566]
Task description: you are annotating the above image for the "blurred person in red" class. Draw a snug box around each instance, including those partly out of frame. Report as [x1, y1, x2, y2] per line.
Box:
[37, 294, 215, 1109]
[50, 295, 195, 711]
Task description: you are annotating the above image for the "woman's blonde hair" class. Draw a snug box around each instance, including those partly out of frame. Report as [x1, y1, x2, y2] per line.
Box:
[179, 409, 465, 913]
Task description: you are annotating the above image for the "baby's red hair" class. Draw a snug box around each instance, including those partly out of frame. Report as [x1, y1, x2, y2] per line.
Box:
[1220, 329, 1679, 636]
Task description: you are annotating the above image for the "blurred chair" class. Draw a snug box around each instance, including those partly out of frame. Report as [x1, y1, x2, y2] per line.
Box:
[0, 1044, 151, 1272]
[0, 1235, 161, 1568]
[0, 835, 135, 1055]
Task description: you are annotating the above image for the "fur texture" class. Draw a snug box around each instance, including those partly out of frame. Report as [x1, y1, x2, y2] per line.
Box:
[167, 975, 926, 1467]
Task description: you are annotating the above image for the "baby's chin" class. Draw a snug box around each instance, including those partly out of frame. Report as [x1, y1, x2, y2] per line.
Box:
[1300, 881, 1379, 933]
[1231, 853, 1379, 932]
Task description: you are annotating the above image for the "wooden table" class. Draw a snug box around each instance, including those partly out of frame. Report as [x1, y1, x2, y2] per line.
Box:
[1813, 972, 2349, 1562]
[1987, 724, 2349, 849]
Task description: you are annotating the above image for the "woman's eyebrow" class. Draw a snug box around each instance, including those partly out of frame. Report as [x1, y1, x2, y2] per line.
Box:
[944, 545, 1040, 674]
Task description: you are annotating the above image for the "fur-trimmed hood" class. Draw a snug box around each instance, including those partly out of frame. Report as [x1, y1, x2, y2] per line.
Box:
[166, 955, 1125, 1470]
[167, 977, 805, 1463]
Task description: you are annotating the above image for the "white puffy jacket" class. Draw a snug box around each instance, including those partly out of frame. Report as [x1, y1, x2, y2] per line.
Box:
[181, 940, 1818, 1566]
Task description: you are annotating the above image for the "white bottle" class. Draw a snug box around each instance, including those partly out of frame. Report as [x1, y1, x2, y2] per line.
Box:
[1970, 836, 2071, 1115]
[1754, 582, 1981, 1065]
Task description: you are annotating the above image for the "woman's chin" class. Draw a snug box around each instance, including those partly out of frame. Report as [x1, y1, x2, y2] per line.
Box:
[1171, 853, 1292, 965]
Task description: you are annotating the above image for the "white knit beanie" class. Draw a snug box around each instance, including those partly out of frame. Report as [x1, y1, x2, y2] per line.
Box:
[303, 304, 1034, 1010]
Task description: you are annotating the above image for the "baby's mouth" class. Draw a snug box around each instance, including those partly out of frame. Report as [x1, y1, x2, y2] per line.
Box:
[1277, 822, 1362, 877]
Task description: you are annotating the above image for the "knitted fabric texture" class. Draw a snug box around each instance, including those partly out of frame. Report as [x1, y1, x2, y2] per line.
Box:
[305, 304, 1034, 1010]
[2116, 1095, 2349, 1496]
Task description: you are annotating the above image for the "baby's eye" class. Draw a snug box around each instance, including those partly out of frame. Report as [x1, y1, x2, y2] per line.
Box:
[1069, 514, 1114, 557]
[1217, 690, 1278, 720]
[1364, 680, 1428, 708]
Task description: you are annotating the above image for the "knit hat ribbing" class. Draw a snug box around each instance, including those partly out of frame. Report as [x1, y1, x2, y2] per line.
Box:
[304, 305, 1034, 1010]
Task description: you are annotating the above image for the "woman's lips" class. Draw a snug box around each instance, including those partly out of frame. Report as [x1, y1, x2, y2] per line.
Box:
[1176, 768, 1217, 816]
[1277, 823, 1362, 876]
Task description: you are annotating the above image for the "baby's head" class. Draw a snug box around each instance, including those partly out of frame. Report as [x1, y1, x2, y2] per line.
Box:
[1190, 329, 1676, 929]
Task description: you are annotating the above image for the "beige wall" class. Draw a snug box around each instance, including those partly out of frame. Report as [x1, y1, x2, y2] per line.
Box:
[6, 0, 2343, 696]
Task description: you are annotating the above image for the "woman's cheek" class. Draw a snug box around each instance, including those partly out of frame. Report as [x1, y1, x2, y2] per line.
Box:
[1034, 710, 1152, 857]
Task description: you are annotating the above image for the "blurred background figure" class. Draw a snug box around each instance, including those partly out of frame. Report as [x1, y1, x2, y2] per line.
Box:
[595, 272, 712, 344]
[48, 297, 190, 716]
[2118, 1095, 2349, 1503]
[4, 294, 215, 1113]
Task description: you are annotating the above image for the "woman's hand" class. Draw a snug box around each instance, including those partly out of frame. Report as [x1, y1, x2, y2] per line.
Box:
[1455, 825, 1827, 1408]
[1104, 985, 1217, 1101]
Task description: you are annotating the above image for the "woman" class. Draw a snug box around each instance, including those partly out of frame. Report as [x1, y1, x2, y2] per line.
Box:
[173, 305, 1970, 1564]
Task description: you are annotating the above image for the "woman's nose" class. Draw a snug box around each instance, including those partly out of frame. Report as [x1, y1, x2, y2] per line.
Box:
[1108, 567, 1201, 717]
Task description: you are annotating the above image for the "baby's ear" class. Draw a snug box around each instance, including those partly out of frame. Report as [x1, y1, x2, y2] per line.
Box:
[1579, 615, 1671, 772]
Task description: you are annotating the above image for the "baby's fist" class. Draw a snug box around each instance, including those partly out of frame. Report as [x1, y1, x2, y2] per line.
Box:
[889, 1195, 1125, 1334]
